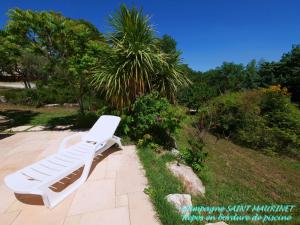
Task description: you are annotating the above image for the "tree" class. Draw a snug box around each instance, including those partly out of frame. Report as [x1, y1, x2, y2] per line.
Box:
[257, 45, 300, 103]
[155, 34, 189, 102]
[157, 35, 180, 62]
[0, 30, 47, 87]
[0, 30, 18, 79]
[5, 9, 106, 113]
[257, 61, 278, 86]
[243, 59, 260, 89]
[278, 45, 300, 102]
[91, 5, 188, 109]
[206, 62, 245, 94]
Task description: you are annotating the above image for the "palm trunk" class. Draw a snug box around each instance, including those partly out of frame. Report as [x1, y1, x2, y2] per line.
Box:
[79, 97, 84, 114]
[23, 72, 31, 89]
[78, 76, 85, 114]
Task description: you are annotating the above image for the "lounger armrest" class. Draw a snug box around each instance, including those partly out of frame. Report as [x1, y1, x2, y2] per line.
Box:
[59, 132, 86, 152]
[94, 141, 106, 150]
[93, 136, 123, 152]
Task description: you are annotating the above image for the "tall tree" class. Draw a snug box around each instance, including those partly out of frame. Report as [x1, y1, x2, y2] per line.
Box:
[0, 29, 46, 87]
[278, 45, 300, 102]
[155, 34, 188, 102]
[258, 45, 300, 102]
[92, 5, 188, 109]
[5, 9, 106, 113]
[207, 62, 245, 94]
[243, 59, 260, 89]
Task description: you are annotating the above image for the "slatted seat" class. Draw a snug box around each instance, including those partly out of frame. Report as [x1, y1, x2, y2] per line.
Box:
[4, 115, 123, 208]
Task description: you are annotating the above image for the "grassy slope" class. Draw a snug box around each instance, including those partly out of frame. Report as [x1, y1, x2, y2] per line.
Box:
[175, 115, 300, 225]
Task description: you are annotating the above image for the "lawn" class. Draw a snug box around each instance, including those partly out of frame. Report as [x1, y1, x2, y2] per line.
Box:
[0, 103, 78, 129]
[138, 113, 300, 225]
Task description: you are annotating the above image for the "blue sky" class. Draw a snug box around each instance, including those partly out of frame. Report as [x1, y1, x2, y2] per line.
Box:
[0, 0, 299, 71]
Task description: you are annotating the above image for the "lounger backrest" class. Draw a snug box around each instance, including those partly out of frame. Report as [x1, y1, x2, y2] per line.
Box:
[83, 115, 121, 144]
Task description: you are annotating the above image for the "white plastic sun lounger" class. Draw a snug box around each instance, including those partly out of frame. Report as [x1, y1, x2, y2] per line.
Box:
[4, 115, 123, 208]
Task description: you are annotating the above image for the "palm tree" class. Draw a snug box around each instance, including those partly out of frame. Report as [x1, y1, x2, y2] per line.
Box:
[92, 4, 188, 109]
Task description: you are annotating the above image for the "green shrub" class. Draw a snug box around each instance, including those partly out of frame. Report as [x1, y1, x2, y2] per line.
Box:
[181, 139, 207, 172]
[177, 81, 217, 109]
[1, 88, 27, 104]
[203, 86, 300, 158]
[127, 92, 183, 148]
[75, 111, 98, 128]
[2, 86, 78, 106]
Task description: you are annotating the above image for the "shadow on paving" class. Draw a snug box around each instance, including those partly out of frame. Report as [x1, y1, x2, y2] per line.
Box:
[0, 133, 14, 140]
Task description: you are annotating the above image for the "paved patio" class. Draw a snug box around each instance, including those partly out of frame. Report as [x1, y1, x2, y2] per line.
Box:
[0, 131, 160, 225]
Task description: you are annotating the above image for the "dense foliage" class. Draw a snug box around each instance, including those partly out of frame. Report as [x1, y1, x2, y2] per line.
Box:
[258, 46, 300, 102]
[124, 92, 182, 148]
[177, 61, 260, 109]
[181, 138, 207, 172]
[0, 9, 106, 113]
[202, 86, 300, 158]
[0, 6, 188, 112]
[178, 46, 300, 110]
[177, 67, 217, 109]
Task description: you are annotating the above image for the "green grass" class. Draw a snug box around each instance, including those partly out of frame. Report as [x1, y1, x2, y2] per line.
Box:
[138, 111, 300, 225]
[176, 114, 300, 225]
[0, 103, 78, 129]
[137, 147, 190, 225]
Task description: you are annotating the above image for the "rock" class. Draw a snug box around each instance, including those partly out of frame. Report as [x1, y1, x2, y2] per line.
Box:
[166, 194, 192, 216]
[167, 162, 205, 196]
[170, 136, 178, 149]
[0, 115, 14, 130]
[54, 125, 72, 130]
[205, 222, 228, 225]
[188, 109, 197, 115]
[44, 104, 60, 107]
[171, 148, 180, 156]
[63, 103, 79, 107]
[0, 115, 13, 125]
[0, 95, 7, 103]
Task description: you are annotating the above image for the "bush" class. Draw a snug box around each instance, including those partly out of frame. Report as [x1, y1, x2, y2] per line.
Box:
[0, 88, 27, 104]
[181, 139, 207, 172]
[2, 81, 105, 112]
[177, 80, 217, 109]
[75, 111, 98, 128]
[203, 86, 300, 158]
[126, 92, 183, 148]
[2, 86, 77, 106]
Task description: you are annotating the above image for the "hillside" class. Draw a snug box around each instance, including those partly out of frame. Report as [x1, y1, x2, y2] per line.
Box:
[175, 115, 300, 224]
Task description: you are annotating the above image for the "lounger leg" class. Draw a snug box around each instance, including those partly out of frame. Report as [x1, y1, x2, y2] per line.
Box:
[113, 136, 123, 150]
[41, 179, 83, 208]
[41, 194, 51, 208]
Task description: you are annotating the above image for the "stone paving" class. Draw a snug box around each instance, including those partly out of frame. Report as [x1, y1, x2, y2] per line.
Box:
[4, 125, 34, 132]
[0, 82, 36, 89]
[0, 131, 160, 225]
[4, 125, 73, 132]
